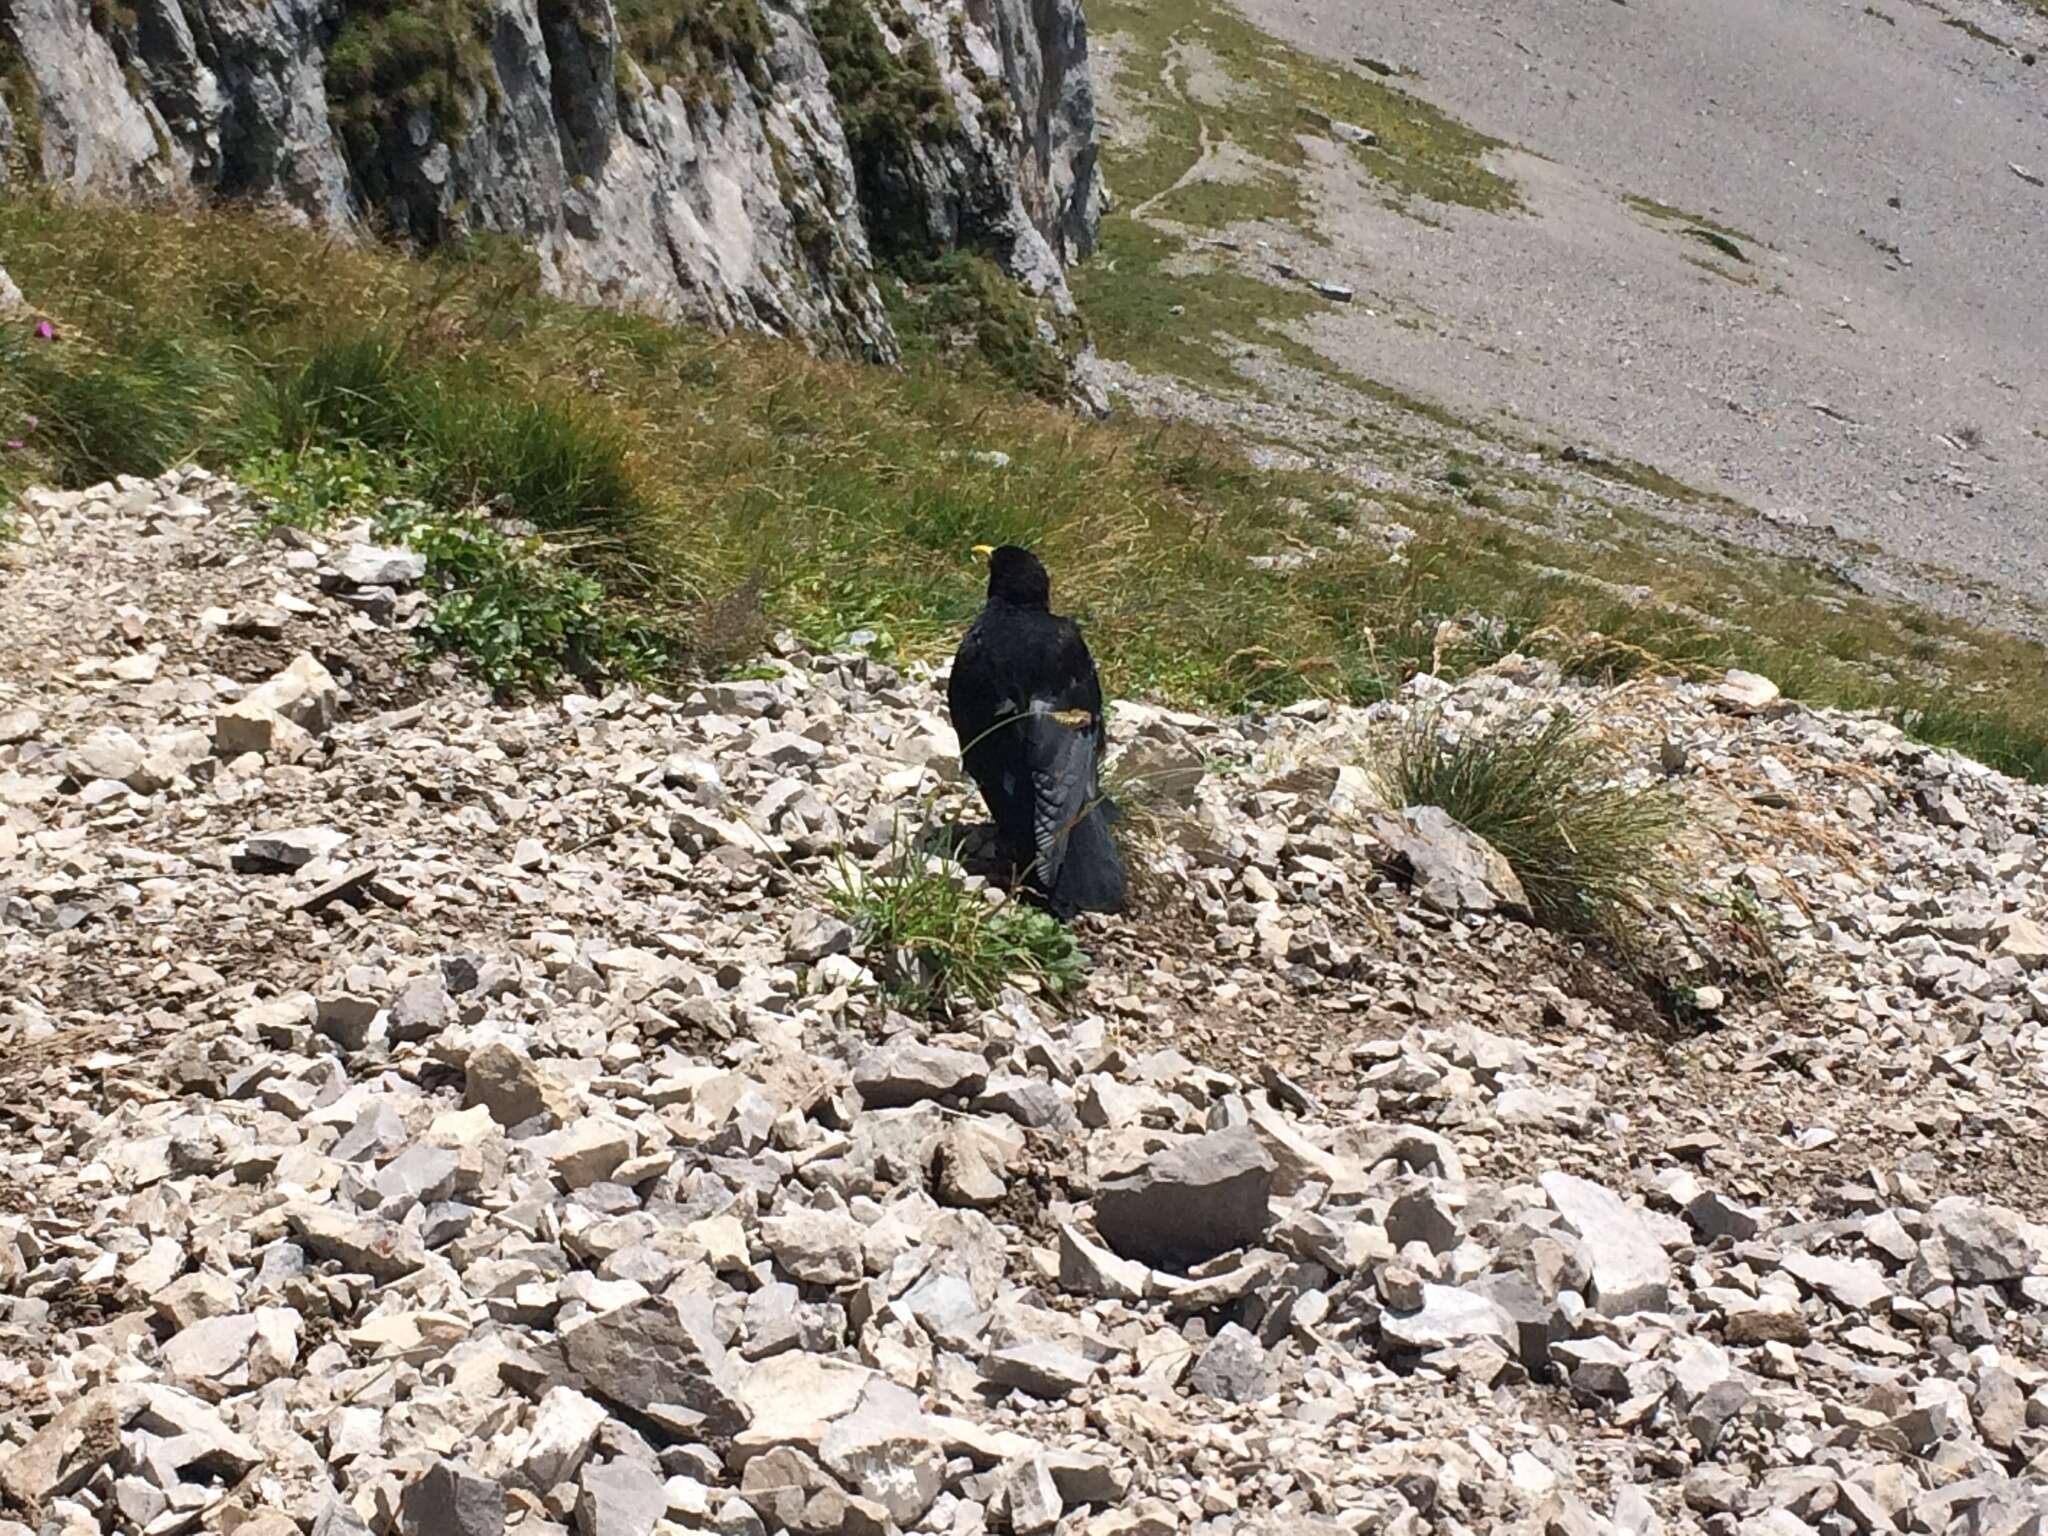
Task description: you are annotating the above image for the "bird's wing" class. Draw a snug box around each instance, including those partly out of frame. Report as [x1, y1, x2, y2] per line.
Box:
[1021, 620, 1110, 887]
[1020, 708, 1097, 888]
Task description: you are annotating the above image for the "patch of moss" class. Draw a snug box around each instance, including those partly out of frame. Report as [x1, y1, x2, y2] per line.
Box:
[886, 251, 1073, 403]
[1071, 218, 1324, 397]
[1682, 253, 1759, 288]
[1942, 15, 2011, 48]
[1623, 194, 1759, 250]
[812, 0, 960, 260]
[87, 0, 143, 37]
[324, 0, 502, 204]
[613, 0, 772, 110]
[944, 11, 1016, 140]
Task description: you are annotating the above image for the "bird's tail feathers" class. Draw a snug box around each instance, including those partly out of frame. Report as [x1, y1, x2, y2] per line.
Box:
[1046, 802, 1126, 917]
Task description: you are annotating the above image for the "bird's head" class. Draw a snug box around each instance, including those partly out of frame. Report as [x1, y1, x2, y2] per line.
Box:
[979, 543, 1052, 609]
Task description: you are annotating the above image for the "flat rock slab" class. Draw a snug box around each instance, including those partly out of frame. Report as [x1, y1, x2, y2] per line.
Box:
[1372, 805, 1528, 916]
[1093, 1126, 1275, 1270]
[1539, 1171, 1673, 1317]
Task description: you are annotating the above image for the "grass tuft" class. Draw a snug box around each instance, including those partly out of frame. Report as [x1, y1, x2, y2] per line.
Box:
[1378, 706, 1682, 938]
[832, 837, 1087, 1015]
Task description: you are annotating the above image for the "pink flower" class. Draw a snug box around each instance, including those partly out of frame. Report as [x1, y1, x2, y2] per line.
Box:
[33, 319, 54, 340]
[3, 441, 20, 453]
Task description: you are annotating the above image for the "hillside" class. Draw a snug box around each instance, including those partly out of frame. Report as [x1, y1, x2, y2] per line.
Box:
[3, 465, 2047, 1535]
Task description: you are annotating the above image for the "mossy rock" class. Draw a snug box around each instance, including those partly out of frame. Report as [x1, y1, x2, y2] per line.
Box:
[613, 0, 772, 110]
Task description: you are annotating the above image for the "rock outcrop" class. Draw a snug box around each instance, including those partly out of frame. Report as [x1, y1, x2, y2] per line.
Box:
[0, 0, 1102, 381]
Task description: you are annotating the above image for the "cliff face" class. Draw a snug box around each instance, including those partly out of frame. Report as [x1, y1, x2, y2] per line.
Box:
[0, 0, 1102, 386]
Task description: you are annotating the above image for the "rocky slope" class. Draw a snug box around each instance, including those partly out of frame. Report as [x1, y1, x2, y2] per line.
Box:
[3, 472, 2048, 1535]
[0, 0, 1101, 382]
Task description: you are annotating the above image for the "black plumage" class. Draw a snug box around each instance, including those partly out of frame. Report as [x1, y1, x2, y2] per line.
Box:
[947, 545, 1126, 917]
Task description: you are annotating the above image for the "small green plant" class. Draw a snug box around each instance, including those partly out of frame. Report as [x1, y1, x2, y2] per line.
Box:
[831, 835, 1087, 1014]
[1378, 706, 1682, 939]
[374, 503, 673, 694]
[242, 443, 416, 531]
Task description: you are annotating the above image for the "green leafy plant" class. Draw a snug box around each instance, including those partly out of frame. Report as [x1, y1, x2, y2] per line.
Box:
[242, 443, 417, 531]
[831, 834, 1087, 1015]
[373, 503, 673, 694]
[1378, 706, 1682, 939]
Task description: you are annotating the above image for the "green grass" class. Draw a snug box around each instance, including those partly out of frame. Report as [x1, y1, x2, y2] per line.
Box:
[614, 0, 772, 104]
[832, 837, 1087, 1013]
[5, 198, 2048, 778]
[1378, 707, 1681, 939]
[1073, 218, 1324, 396]
[884, 251, 1078, 405]
[1623, 195, 1760, 252]
[242, 444, 674, 694]
[1090, 0, 1518, 220]
[1074, 0, 1519, 396]
[324, 0, 501, 225]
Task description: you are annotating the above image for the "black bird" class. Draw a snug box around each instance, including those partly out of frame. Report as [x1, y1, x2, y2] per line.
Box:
[947, 545, 1126, 917]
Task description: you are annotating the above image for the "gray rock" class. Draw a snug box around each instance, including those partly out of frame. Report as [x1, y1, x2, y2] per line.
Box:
[975, 1074, 1074, 1129]
[852, 1043, 989, 1108]
[576, 1456, 668, 1536]
[1688, 1379, 1751, 1453]
[1386, 1187, 1462, 1254]
[1187, 1323, 1276, 1403]
[786, 911, 855, 963]
[998, 1453, 1065, 1536]
[561, 1297, 751, 1439]
[1974, 1367, 2028, 1450]
[336, 543, 427, 589]
[1373, 805, 1528, 915]
[235, 825, 349, 872]
[816, 1382, 947, 1526]
[0, 1388, 137, 1508]
[388, 972, 453, 1043]
[373, 1144, 460, 1208]
[1539, 1171, 1674, 1316]
[1466, 1271, 1567, 1370]
[288, 1205, 429, 1282]
[160, 1311, 262, 1383]
[1056, 1222, 1149, 1302]
[1778, 1249, 1891, 1313]
[1552, 1335, 1637, 1397]
[315, 992, 380, 1052]
[1093, 1127, 1275, 1269]
[1380, 1284, 1519, 1354]
[67, 725, 146, 787]
[982, 1341, 1097, 1398]
[398, 1459, 504, 1536]
[760, 1207, 865, 1287]
[465, 1040, 570, 1127]
[1926, 1196, 2041, 1284]
[1687, 1190, 1763, 1242]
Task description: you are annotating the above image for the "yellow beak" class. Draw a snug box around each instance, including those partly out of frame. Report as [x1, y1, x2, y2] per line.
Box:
[972, 544, 995, 557]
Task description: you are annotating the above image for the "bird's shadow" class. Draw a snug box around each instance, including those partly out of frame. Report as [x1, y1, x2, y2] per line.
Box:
[904, 816, 1015, 884]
